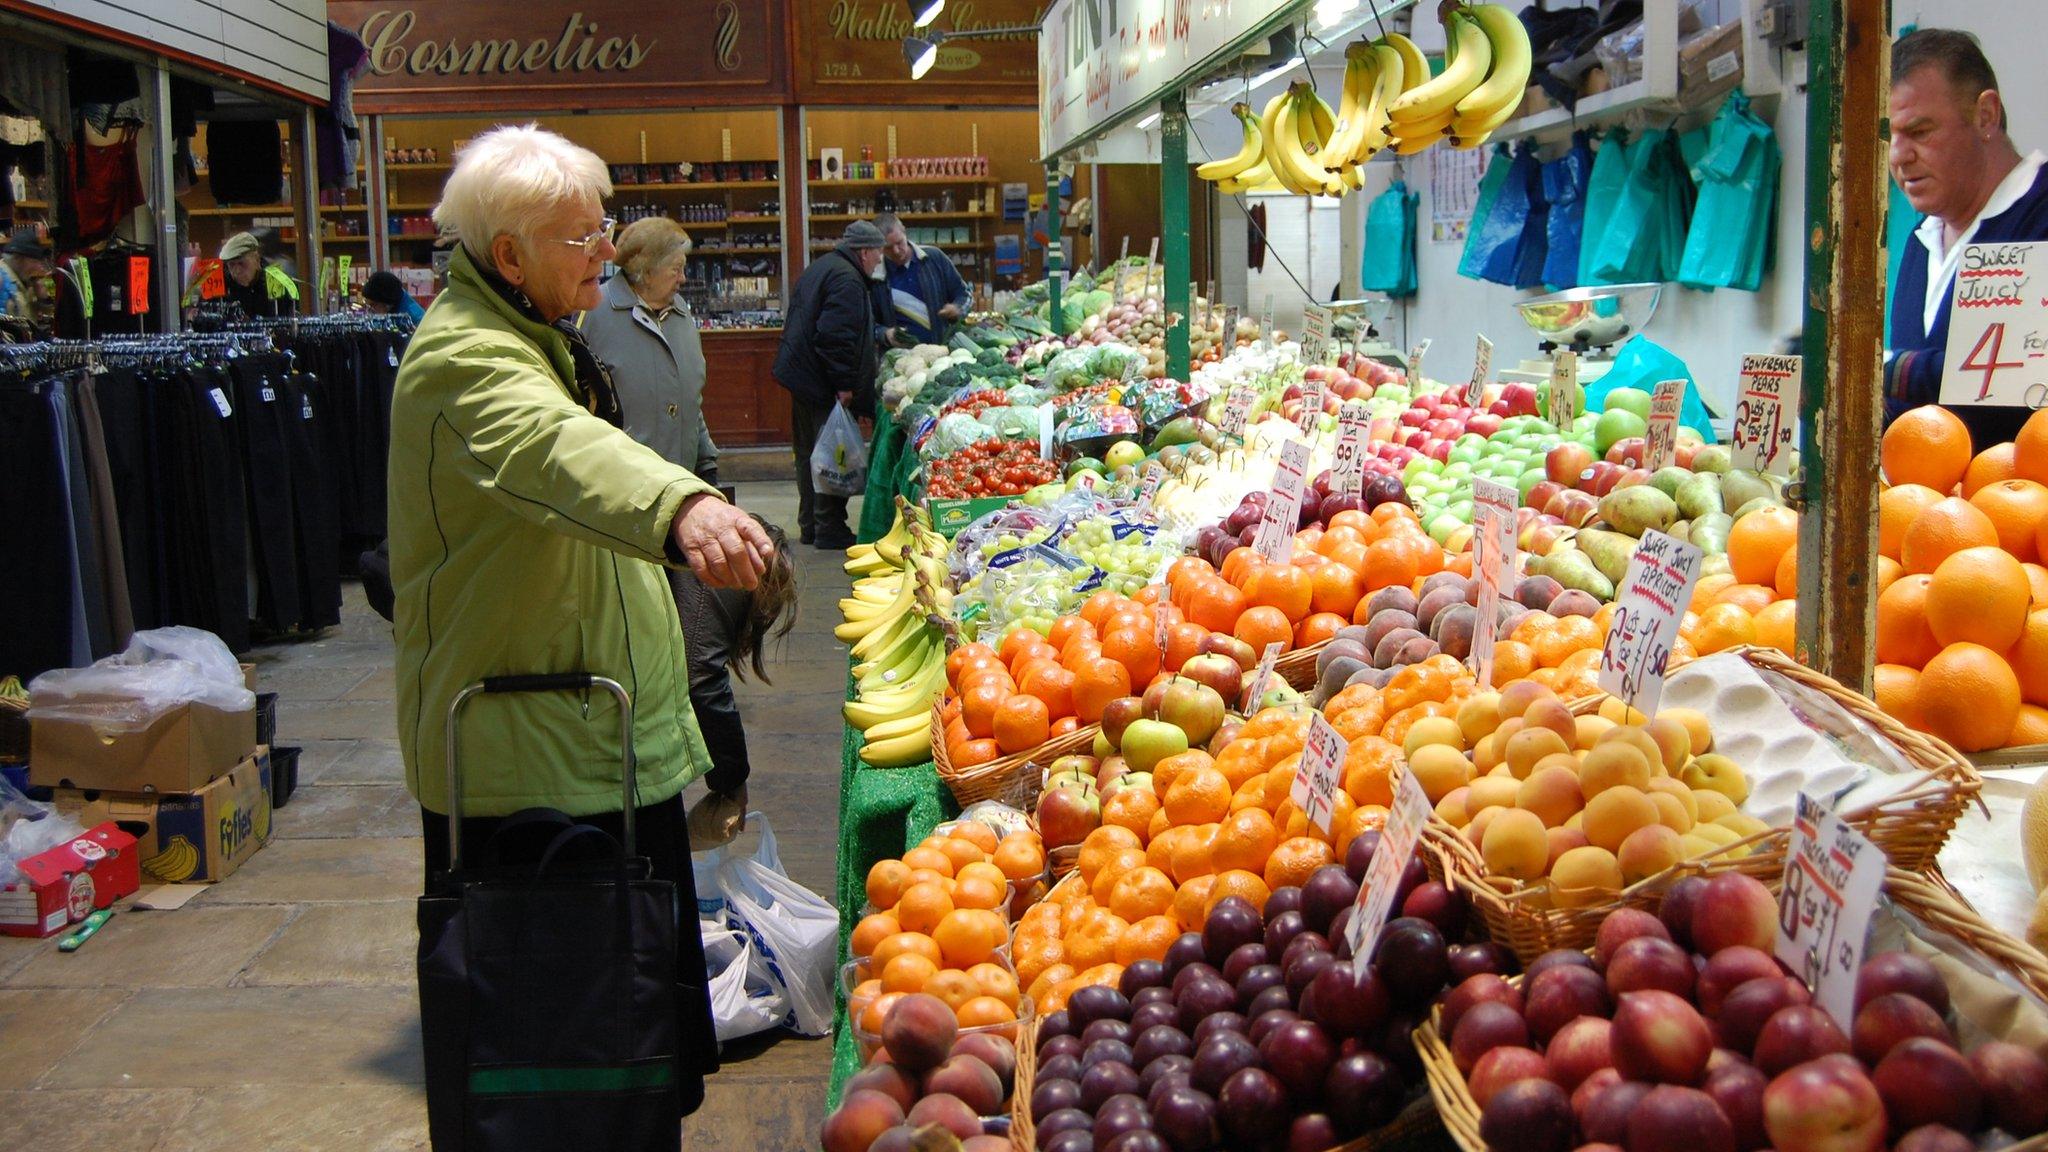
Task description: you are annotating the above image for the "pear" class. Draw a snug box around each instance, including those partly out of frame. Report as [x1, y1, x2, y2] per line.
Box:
[1676, 473, 1724, 521]
[1719, 469, 1777, 515]
[1597, 485, 1679, 537]
[1575, 528, 1639, 585]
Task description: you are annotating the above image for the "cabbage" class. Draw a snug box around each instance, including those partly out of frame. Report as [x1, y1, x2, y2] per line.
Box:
[928, 413, 998, 456]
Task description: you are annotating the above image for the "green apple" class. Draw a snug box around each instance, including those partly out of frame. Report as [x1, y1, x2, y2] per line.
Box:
[1594, 408, 1648, 455]
[1605, 386, 1652, 421]
[1119, 719, 1189, 775]
[1104, 439, 1145, 470]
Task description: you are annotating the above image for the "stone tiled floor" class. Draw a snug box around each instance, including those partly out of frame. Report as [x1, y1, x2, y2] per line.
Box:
[0, 481, 855, 1150]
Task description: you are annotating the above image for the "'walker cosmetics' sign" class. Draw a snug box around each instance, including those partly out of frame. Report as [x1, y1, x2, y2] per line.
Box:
[797, 0, 1045, 98]
[333, 1, 785, 111]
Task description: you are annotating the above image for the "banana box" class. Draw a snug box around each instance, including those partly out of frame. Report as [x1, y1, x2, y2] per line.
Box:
[0, 822, 140, 938]
[48, 748, 272, 885]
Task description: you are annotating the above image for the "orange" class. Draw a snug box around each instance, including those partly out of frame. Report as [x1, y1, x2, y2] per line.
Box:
[1492, 640, 1538, 685]
[1047, 615, 1096, 651]
[881, 950, 940, 994]
[1310, 556, 1366, 619]
[1966, 442, 2020, 496]
[1233, 605, 1294, 654]
[1915, 642, 2021, 752]
[1027, 963, 1077, 1006]
[1078, 589, 1126, 630]
[933, 908, 1006, 968]
[1153, 749, 1216, 797]
[1247, 565, 1314, 622]
[2026, 564, 2048, 608]
[1754, 599, 1799, 656]
[1690, 603, 1758, 655]
[956, 738, 1003, 766]
[900, 845, 954, 878]
[2010, 704, 2048, 747]
[968, 961, 1022, 1010]
[953, 875, 1007, 912]
[1064, 907, 1129, 970]
[1187, 580, 1250, 635]
[1211, 807, 1281, 874]
[949, 821, 1000, 854]
[1102, 627, 1163, 688]
[1361, 536, 1424, 592]
[872, 931, 942, 971]
[947, 642, 1001, 684]
[866, 859, 912, 909]
[859, 991, 907, 1034]
[1774, 548, 1800, 601]
[1879, 485, 1947, 562]
[960, 682, 1007, 740]
[850, 911, 901, 958]
[1072, 658, 1133, 723]
[1164, 767, 1232, 826]
[1693, 573, 1739, 609]
[1102, 788, 1162, 841]
[1116, 915, 1182, 965]
[1876, 573, 1943, 668]
[1926, 545, 2032, 650]
[992, 695, 1052, 755]
[1011, 934, 1064, 991]
[1714, 584, 1779, 616]
[1902, 497, 2000, 575]
[1018, 664, 1077, 721]
[1164, 621, 1210, 674]
[1727, 506, 1800, 586]
[1970, 479, 2048, 563]
[1088, 848, 1148, 905]
[1878, 556, 1905, 595]
[1173, 875, 1217, 931]
[895, 881, 954, 934]
[923, 968, 983, 1012]
[2016, 409, 2048, 486]
[958, 996, 1018, 1028]
[1343, 737, 1401, 808]
[1883, 405, 1974, 493]
[1873, 664, 1924, 731]
[933, 836, 988, 873]
[2009, 609, 2048, 706]
[1206, 868, 1273, 914]
[993, 832, 1046, 882]
[1108, 866, 1177, 921]
[1264, 836, 1336, 890]
[1167, 825, 1218, 885]
[1295, 612, 1349, 648]
[1076, 826, 1144, 884]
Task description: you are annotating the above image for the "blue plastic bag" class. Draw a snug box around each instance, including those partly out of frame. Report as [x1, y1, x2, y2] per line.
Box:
[1475, 143, 1545, 287]
[1584, 335, 1718, 438]
[1361, 180, 1419, 296]
[1459, 145, 1516, 281]
[1541, 133, 1594, 289]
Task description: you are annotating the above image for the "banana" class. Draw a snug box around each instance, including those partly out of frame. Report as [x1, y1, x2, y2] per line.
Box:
[848, 601, 920, 656]
[844, 550, 895, 578]
[860, 710, 937, 744]
[1382, 32, 1430, 97]
[1347, 42, 1406, 164]
[1388, 8, 1491, 124]
[143, 835, 199, 882]
[860, 728, 936, 768]
[1196, 103, 1266, 182]
[844, 671, 945, 730]
[1449, 97, 1522, 148]
[1392, 130, 1442, 156]
[1388, 103, 1458, 142]
[859, 630, 939, 692]
[1217, 158, 1281, 195]
[860, 649, 945, 704]
[1320, 44, 1377, 173]
[1268, 85, 1335, 195]
[1256, 90, 1309, 195]
[838, 572, 913, 622]
[1454, 3, 1533, 123]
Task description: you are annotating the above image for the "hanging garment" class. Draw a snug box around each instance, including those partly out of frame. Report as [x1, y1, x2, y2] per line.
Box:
[278, 368, 342, 630]
[0, 41, 68, 133]
[1541, 133, 1595, 290]
[205, 121, 285, 206]
[318, 23, 371, 190]
[73, 375, 134, 650]
[67, 123, 144, 247]
[230, 354, 304, 635]
[0, 380, 88, 678]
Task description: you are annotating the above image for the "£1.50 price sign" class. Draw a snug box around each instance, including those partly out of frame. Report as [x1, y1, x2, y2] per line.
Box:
[1941, 241, 2048, 407]
[1289, 714, 1346, 838]
[1597, 529, 1704, 717]
[1776, 792, 1884, 1029]
[1732, 355, 1802, 476]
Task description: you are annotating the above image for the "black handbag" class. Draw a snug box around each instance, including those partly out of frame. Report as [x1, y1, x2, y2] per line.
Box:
[417, 673, 683, 1151]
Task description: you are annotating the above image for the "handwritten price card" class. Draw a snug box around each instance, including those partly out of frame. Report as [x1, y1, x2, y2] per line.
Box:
[1776, 792, 1884, 1029]
[1347, 767, 1432, 972]
[1242, 640, 1285, 713]
[1254, 440, 1313, 563]
[1290, 714, 1346, 837]
[1408, 338, 1432, 387]
[1262, 293, 1276, 349]
[1302, 302, 1334, 363]
[1548, 350, 1580, 427]
[1137, 460, 1165, 511]
[1941, 242, 2048, 407]
[1644, 379, 1686, 471]
[1299, 380, 1325, 435]
[1597, 529, 1704, 717]
[1465, 334, 1494, 407]
[1732, 355, 1802, 476]
[1221, 385, 1254, 439]
[1334, 401, 1371, 495]
[1470, 479, 1519, 689]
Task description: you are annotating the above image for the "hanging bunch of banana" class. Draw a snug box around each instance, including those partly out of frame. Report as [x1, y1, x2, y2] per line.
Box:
[840, 501, 955, 767]
[1385, 3, 1531, 153]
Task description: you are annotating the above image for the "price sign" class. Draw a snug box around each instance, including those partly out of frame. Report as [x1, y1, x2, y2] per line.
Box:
[1548, 350, 1580, 427]
[1262, 293, 1276, 349]
[1644, 379, 1686, 471]
[1302, 302, 1334, 362]
[1221, 384, 1255, 439]
[1039, 405, 1056, 459]
[1597, 529, 1704, 717]
[1347, 767, 1432, 972]
[1464, 334, 1493, 407]
[1333, 401, 1371, 495]
[1290, 714, 1346, 837]
[1155, 602, 1172, 654]
[1253, 440, 1313, 563]
[1242, 640, 1284, 713]
[1408, 338, 1432, 386]
[1776, 792, 1885, 1029]
[1471, 479, 1519, 690]
[1941, 241, 2048, 407]
[1298, 380, 1325, 435]
[1137, 460, 1165, 511]
[1732, 355, 1802, 476]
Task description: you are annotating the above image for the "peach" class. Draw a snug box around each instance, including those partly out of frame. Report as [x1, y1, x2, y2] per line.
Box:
[1597, 724, 1667, 775]
[1583, 786, 1658, 854]
[1482, 809, 1550, 880]
[1457, 692, 1504, 745]
[1551, 845, 1624, 906]
[1506, 727, 1573, 780]
[1518, 764, 1586, 828]
[1579, 743, 1652, 796]
[1617, 824, 1684, 886]
[1573, 714, 1616, 751]
[1648, 791, 1696, 834]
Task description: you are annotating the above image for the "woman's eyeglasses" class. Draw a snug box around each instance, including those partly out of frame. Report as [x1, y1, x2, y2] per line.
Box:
[552, 217, 618, 256]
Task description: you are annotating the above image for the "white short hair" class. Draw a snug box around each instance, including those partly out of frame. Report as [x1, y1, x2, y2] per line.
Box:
[432, 124, 612, 262]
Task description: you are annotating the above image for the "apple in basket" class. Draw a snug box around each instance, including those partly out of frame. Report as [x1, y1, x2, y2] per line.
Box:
[1036, 780, 1101, 851]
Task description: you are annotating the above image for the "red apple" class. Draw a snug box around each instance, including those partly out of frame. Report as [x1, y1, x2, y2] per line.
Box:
[1691, 873, 1777, 957]
[1546, 443, 1595, 485]
[1555, 491, 1600, 528]
[1467, 413, 1504, 438]
[1605, 437, 1648, 467]
[1036, 782, 1101, 850]
[1611, 990, 1714, 1085]
[1762, 1054, 1885, 1152]
[1613, 467, 1652, 490]
[1628, 1085, 1736, 1152]
[1582, 461, 1625, 495]
[1158, 677, 1227, 747]
[1753, 1005, 1850, 1077]
[1200, 633, 1259, 673]
[1544, 1016, 1614, 1091]
[1178, 654, 1244, 707]
[1500, 383, 1540, 417]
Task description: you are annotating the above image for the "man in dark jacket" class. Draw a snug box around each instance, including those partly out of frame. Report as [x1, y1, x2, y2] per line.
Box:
[776, 221, 883, 548]
[872, 211, 971, 349]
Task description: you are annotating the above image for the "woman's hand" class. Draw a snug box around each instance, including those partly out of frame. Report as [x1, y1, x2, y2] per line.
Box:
[672, 493, 774, 590]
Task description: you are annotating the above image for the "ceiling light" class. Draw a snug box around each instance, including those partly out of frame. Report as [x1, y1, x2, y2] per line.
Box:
[905, 35, 940, 79]
[912, 0, 945, 29]
[1135, 112, 1161, 130]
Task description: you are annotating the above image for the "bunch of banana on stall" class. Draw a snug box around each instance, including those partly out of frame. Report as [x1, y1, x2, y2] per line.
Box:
[1259, 82, 1349, 196]
[838, 503, 954, 766]
[1379, 3, 1527, 155]
[1315, 38, 1407, 178]
[1446, 3, 1533, 148]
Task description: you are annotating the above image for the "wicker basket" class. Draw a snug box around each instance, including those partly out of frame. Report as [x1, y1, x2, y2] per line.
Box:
[1275, 637, 1331, 692]
[932, 697, 1103, 808]
[1009, 1015, 1039, 1151]
[1417, 866, 2048, 1152]
[1432, 645, 1981, 963]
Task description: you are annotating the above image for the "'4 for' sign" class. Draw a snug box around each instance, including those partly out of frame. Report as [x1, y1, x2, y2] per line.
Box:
[1941, 241, 2048, 407]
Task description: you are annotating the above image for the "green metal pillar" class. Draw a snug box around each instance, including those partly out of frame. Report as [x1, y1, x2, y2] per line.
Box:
[1792, 0, 1888, 692]
[1046, 162, 1066, 335]
[1161, 94, 1192, 380]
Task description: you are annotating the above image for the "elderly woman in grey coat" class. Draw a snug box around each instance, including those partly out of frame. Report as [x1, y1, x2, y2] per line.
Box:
[581, 216, 758, 834]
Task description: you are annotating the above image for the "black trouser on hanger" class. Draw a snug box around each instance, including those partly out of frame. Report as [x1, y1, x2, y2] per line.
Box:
[230, 355, 304, 634]
[162, 366, 250, 652]
[280, 370, 342, 630]
[94, 368, 169, 632]
[0, 382, 85, 678]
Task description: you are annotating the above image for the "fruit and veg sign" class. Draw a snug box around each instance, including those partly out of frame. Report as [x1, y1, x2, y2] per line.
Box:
[1471, 478, 1518, 689]
[1290, 714, 1346, 837]
[1777, 792, 1884, 1030]
[1597, 529, 1704, 716]
[1346, 768, 1430, 972]
[1254, 440, 1313, 562]
[1644, 378, 1685, 471]
[1334, 401, 1371, 495]
[1941, 241, 2048, 407]
[1464, 333, 1493, 407]
[1732, 354, 1801, 476]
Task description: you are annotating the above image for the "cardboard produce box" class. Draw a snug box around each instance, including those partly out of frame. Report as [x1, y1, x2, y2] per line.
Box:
[50, 749, 273, 884]
[30, 699, 255, 794]
[0, 822, 141, 938]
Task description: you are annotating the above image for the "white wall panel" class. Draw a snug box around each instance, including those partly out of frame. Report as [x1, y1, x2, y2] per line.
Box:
[14, 0, 328, 102]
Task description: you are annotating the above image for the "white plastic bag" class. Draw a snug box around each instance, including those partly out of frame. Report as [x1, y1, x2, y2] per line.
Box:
[700, 814, 838, 1037]
[26, 625, 254, 732]
[810, 404, 869, 497]
[700, 921, 792, 1043]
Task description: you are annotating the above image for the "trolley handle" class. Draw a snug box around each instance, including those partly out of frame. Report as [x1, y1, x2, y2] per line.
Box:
[444, 673, 637, 871]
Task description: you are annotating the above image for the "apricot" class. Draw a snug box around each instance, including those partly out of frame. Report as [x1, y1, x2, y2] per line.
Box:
[1404, 716, 1467, 755]
[1466, 775, 1521, 815]
[1573, 714, 1615, 751]
[1481, 808, 1550, 880]
[1582, 785, 1658, 854]
[1551, 845, 1624, 907]
[1647, 791, 1695, 835]
[1545, 825, 1590, 871]
[1578, 743, 1652, 797]
[1596, 725, 1667, 776]
[1505, 727, 1572, 780]
[1617, 824, 1684, 886]
[1518, 764, 1586, 828]
[1457, 692, 1504, 745]
[1410, 744, 1474, 802]
[1644, 716, 1694, 773]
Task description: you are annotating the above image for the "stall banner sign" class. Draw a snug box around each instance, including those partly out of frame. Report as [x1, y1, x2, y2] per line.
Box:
[1776, 792, 1883, 1029]
[1408, 338, 1431, 386]
[1732, 354, 1802, 476]
[1253, 440, 1312, 563]
[1644, 379, 1686, 471]
[1548, 350, 1579, 427]
[1471, 479, 1518, 689]
[1464, 334, 1493, 407]
[1347, 767, 1431, 972]
[1242, 641, 1284, 713]
[1333, 401, 1371, 494]
[1302, 302, 1333, 362]
[1290, 714, 1346, 837]
[1941, 241, 2048, 407]
[1297, 380, 1324, 435]
[1597, 529, 1704, 717]
[1220, 384, 1254, 439]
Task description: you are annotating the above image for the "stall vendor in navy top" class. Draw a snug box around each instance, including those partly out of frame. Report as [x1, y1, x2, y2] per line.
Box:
[1886, 28, 2048, 448]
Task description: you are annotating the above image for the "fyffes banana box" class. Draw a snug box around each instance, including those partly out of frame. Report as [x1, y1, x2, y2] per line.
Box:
[0, 822, 140, 938]
[50, 748, 272, 885]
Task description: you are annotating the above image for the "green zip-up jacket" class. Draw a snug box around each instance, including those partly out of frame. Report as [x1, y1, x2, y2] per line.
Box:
[389, 246, 717, 817]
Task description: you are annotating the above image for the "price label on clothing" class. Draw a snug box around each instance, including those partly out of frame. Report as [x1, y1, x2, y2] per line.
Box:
[301, 397, 314, 421]
[260, 381, 276, 403]
[1645, 379, 1686, 471]
[1333, 401, 1371, 495]
[1220, 384, 1254, 440]
[1777, 792, 1885, 1030]
[1464, 334, 1493, 407]
[1302, 302, 1333, 362]
[1408, 338, 1431, 386]
[388, 346, 400, 368]
[1941, 241, 2048, 407]
[1298, 380, 1324, 435]
[1548, 350, 1580, 428]
[1290, 714, 1346, 838]
[1597, 529, 1704, 717]
[1470, 479, 1518, 690]
[1253, 440, 1312, 563]
[208, 388, 233, 418]
[1242, 640, 1285, 714]
[1348, 767, 1431, 972]
[1732, 355, 1802, 477]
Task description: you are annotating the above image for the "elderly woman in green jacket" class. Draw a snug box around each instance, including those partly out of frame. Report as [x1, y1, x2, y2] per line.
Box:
[387, 124, 773, 1112]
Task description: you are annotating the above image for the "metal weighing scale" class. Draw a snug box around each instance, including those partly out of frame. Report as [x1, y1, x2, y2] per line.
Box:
[1495, 282, 1665, 385]
[1327, 295, 1406, 368]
